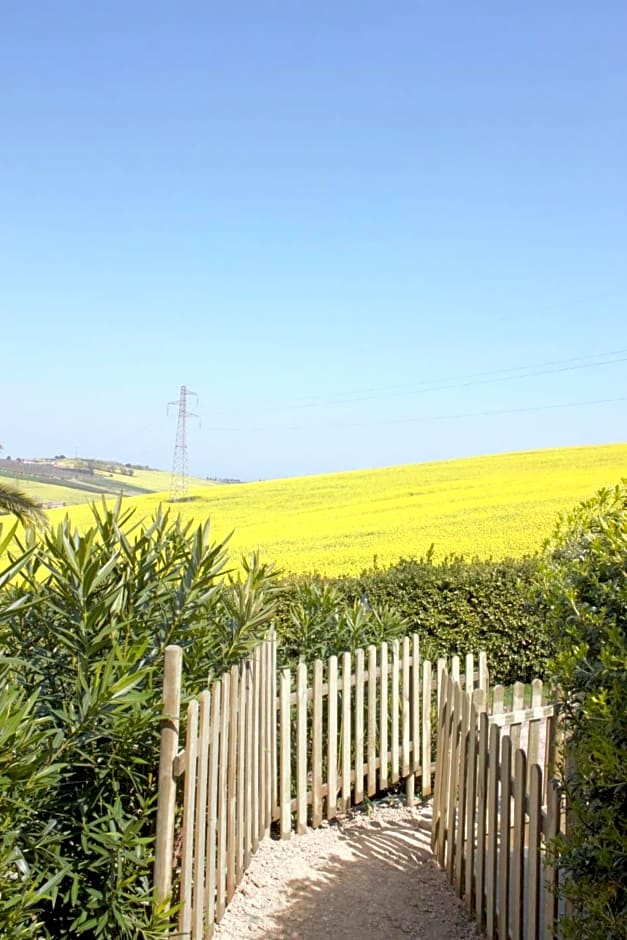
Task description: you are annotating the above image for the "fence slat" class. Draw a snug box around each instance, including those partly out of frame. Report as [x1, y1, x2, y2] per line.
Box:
[379, 643, 388, 792]
[464, 700, 478, 914]
[410, 635, 420, 787]
[296, 662, 307, 834]
[312, 659, 323, 827]
[437, 657, 447, 713]
[391, 640, 400, 783]
[431, 668, 447, 856]
[257, 645, 267, 843]
[526, 764, 543, 940]
[244, 667, 253, 869]
[511, 748, 526, 940]
[226, 666, 239, 903]
[479, 651, 489, 693]
[544, 713, 557, 807]
[279, 668, 292, 839]
[271, 635, 278, 821]
[216, 673, 230, 922]
[178, 699, 198, 939]
[498, 735, 512, 940]
[264, 640, 273, 834]
[492, 685, 504, 718]
[527, 679, 543, 775]
[422, 659, 433, 796]
[446, 682, 461, 880]
[205, 682, 222, 936]
[327, 655, 338, 820]
[402, 637, 411, 779]
[406, 636, 418, 806]
[192, 690, 211, 938]
[485, 723, 500, 939]
[237, 665, 247, 882]
[451, 654, 460, 684]
[434, 673, 453, 864]
[454, 691, 470, 896]
[465, 652, 474, 692]
[341, 652, 352, 811]
[367, 645, 377, 797]
[474, 710, 489, 930]
[251, 649, 260, 852]
[510, 683, 525, 754]
[354, 649, 365, 805]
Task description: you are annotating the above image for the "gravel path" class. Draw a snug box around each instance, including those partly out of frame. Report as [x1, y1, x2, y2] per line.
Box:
[214, 796, 483, 939]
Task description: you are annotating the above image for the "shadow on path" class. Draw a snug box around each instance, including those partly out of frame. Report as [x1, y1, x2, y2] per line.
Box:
[260, 803, 480, 940]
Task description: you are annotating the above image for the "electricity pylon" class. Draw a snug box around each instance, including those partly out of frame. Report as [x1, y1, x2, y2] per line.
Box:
[167, 386, 199, 501]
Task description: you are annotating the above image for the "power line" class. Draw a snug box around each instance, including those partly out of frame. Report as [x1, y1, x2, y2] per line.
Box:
[204, 394, 627, 434]
[299, 349, 627, 407]
[287, 395, 627, 431]
[390, 395, 627, 426]
[211, 347, 627, 417]
[302, 355, 627, 410]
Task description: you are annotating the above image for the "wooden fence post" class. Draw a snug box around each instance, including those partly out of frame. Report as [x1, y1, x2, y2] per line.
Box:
[154, 644, 183, 910]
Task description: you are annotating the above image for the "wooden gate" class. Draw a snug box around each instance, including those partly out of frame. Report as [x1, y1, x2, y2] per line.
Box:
[432, 672, 563, 939]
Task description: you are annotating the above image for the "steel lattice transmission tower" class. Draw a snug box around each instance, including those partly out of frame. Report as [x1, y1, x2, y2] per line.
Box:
[167, 386, 199, 501]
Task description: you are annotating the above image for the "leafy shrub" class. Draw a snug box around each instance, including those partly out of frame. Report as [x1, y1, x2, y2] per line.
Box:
[274, 578, 407, 667]
[0, 501, 277, 938]
[539, 482, 627, 940]
[0, 672, 67, 938]
[274, 553, 551, 683]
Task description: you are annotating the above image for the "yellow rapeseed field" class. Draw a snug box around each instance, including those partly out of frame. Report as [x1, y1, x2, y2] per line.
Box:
[38, 443, 627, 576]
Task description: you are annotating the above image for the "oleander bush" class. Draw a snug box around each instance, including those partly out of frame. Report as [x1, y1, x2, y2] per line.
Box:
[0, 502, 278, 938]
[539, 482, 627, 940]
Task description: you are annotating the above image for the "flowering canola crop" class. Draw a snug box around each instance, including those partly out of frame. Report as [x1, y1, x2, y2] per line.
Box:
[44, 443, 627, 576]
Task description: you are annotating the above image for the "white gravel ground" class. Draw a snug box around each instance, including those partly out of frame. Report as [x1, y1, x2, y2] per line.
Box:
[214, 796, 483, 939]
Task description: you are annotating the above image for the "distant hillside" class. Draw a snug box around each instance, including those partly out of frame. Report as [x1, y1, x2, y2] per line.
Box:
[0, 457, 217, 509]
[42, 442, 627, 574]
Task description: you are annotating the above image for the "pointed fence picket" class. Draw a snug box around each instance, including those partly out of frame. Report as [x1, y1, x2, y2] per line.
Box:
[153, 634, 488, 937]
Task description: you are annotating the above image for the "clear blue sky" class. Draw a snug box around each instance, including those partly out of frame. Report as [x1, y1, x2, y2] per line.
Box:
[2, 1, 626, 480]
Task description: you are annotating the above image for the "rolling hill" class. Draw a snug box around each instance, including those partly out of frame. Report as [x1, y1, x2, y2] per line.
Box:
[0, 457, 216, 507]
[38, 442, 627, 575]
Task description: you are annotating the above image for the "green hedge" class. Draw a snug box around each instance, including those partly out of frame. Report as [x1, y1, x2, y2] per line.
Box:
[273, 553, 551, 684]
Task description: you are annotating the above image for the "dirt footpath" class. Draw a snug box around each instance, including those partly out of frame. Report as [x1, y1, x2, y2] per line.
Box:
[214, 796, 483, 939]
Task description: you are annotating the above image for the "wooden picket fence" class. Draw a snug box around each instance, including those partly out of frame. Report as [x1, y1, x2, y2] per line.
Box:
[432, 672, 563, 940]
[153, 633, 489, 938]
